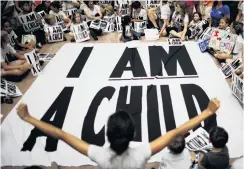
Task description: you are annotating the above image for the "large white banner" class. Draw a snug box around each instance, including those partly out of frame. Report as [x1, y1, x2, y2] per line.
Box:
[1, 43, 243, 166]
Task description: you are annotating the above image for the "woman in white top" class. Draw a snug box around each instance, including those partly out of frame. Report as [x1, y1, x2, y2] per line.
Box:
[16, 98, 220, 169]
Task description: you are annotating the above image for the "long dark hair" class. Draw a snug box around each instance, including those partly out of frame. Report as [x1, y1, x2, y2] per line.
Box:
[107, 110, 135, 155]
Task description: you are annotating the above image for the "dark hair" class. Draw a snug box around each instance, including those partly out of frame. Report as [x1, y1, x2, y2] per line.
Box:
[132, 1, 141, 9]
[1, 19, 12, 28]
[107, 110, 135, 155]
[72, 12, 82, 23]
[50, 1, 61, 9]
[84, 0, 99, 8]
[121, 15, 131, 38]
[176, 2, 189, 15]
[213, 0, 228, 7]
[193, 12, 202, 21]
[167, 135, 185, 154]
[162, 0, 168, 4]
[220, 16, 230, 25]
[209, 126, 228, 148]
[19, 1, 31, 8]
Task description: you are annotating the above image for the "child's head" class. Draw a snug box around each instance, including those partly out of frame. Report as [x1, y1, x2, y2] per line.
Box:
[175, 2, 189, 15]
[219, 16, 230, 30]
[43, 0, 51, 8]
[107, 110, 135, 155]
[193, 12, 202, 22]
[2, 19, 13, 34]
[19, 1, 32, 13]
[132, 1, 142, 13]
[209, 126, 228, 148]
[50, 1, 61, 13]
[72, 12, 83, 24]
[167, 135, 185, 154]
[1, 31, 10, 48]
[44, 14, 56, 25]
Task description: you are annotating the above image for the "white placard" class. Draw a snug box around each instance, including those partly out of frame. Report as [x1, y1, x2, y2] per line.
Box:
[168, 38, 183, 46]
[116, 16, 122, 32]
[18, 12, 41, 32]
[134, 21, 147, 33]
[89, 19, 101, 30]
[1, 79, 22, 97]
[71, 24, 90, 42]
[63, 8, 77, 17]
[24, 49, 42, 76]
[231, 72, 243, 103]
[186, 127, 212, 152]
[144, 29, 159, 41]
[220, 58, 243, 78]
[47, 25, 64, 43]
[55, 15, 67, 31]
[38, 53, 55, 62]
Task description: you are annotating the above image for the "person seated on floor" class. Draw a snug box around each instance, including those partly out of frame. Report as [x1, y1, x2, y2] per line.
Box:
[16, 98, 220, 169]
[98, 0, 115, 17]
[147, 1, 171, 36]
[83, 0, 103, 39]
[114, 0, 131, 16]
[198, 126, 229, 169]
[166, 2, 190, 41]
[35, 0, 51, 14]
[217, 16, 230, 32]
[43, 14, 66, 42]
[17, 1, 46, 48]
[1, 19, 33, 51]
[169, 12, 206, 40]
[131, 1, 147, 22]
[159, 135, 192, 169]
[1, 31, 32, 78]
[121, 15, 141, 42]
[49, 1, 72, 33]
[70, 12, 98, 41]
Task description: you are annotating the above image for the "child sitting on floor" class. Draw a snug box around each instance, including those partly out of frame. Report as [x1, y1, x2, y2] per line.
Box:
[198, 126, 229, 169]
[70, 12, 98, 41]
[121, 15, 141, 42]
[218, 16, 230, 32]
[1, 31, 32, 78]
[159, 135, 192, 169]
[2, 19, 33, 51]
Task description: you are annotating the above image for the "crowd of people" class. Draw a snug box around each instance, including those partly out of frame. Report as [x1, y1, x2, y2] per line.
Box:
[1, 1, 244, 168]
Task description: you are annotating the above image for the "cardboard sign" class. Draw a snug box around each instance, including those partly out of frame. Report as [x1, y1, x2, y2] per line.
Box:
[18, 12, 41, 32]
[24, 50, 42, 76]
[55, 15, 67, 31]
[185, 127, 212, 152]
[103, 15, 115, 24]
[71, 24, 90, 42]
[47, 25, 64, 43]
[209, 28, 238, 54]
[231, 72, 243, 103]
[134, 21, 147, 33]
[221, 58, 243, 78]
[63, 8, 77, 17]
[198, 39, 210, 52]
[168, 38, 183, 46]
[1, 79, 22, 98]
[37, 10, 47, 26]
[189, 20, 209, 39]
[116, 16, 122, 32]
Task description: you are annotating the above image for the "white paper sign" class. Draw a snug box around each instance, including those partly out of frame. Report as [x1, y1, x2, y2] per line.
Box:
[231, 72, 243, 103]
[168, 38, 183, 46]
[90, 19, 101, 30]
[185, 127, 212, 152]
[55, 15, 67, 31]
[116, 16, 122, 32]
[144, 29, 159, 41]
[71, 24, 90, 42]
[47, 25, 64, 43]
[63, 8, 77, 17]
[134, 21, 147, 33]
[24, 50, 42, 76]
[38, 53, 55, 62]
[18, 12, 41, 32]
[1, 79, 22, 97]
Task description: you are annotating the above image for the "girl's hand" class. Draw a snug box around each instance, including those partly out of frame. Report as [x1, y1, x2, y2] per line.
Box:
[17, 103, 31, 121]
[181, 36, 185, 41]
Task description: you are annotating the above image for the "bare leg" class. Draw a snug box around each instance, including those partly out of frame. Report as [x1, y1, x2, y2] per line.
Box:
[148, 10, 158, 28]
[169, 30, 183, 38]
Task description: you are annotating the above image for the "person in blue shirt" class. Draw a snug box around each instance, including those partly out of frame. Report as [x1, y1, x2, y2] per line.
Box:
[210, 0, 230, 28]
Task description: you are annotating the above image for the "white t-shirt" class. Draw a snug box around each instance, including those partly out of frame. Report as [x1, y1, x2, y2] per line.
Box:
[88, 144, 151, 169]
[62, 0, 79, 10]
[159, 149, 192, 169]
[1, 44, 17, 63]
[84, 5, 101, 22]
[232, 35, 244, 59]
[160, 3, 171, 20]
[172, 11, 189, 29]
[132, 8, 147, 20]
[9, 30, 18, 47]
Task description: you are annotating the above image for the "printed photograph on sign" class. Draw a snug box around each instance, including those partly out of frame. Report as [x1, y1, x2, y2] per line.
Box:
[100, 20, 110, 32]
[134, 21, 147, 33]
[231, 72, 243, 103]
[38, 53, 56, 62]
[220, 58, 242, 78]
[1, 79, 22, 97]
[90, 20, 101, 30]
